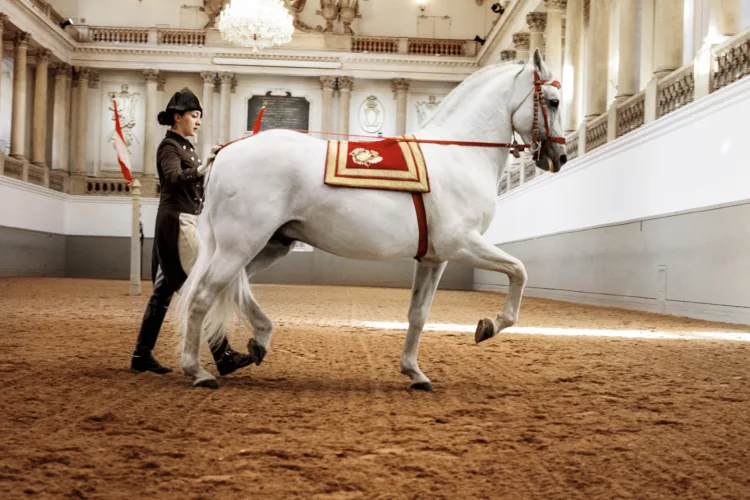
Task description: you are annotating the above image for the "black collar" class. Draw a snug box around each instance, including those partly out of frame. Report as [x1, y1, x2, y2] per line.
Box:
[165, 130, 193, 149]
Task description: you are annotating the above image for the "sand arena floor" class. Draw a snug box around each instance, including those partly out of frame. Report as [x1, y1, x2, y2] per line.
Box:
[1, 277, 750, 499]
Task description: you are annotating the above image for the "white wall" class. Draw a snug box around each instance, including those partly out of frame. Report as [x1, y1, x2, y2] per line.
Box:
[0, 175, 158, 237]
[477, 75, 750, 324]
[49, 0, 495, 39]
[485, 76, 750, 245]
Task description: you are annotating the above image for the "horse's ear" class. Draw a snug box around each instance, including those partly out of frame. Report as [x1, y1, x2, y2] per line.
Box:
[532, 48, 549, 77]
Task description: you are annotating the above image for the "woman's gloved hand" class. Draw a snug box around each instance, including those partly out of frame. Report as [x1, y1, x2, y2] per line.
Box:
[198, 143, 223, 177]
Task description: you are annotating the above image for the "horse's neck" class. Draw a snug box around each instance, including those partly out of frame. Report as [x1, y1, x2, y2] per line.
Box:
[419, 64, 521, 142]
[418, 64, 523, 186]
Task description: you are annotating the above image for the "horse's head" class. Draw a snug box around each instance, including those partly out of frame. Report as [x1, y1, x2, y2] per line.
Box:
[511, 48, 567, 173]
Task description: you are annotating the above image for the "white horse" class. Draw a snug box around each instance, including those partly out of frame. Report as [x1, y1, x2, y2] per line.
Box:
[176, 49, 567, 390]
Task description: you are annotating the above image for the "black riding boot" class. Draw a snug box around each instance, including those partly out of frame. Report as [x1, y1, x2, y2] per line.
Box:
[212, 337, 253, 376]
[131, 299, 173, 374]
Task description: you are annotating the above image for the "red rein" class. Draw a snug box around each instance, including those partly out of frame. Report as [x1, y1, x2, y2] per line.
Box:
[217, 72, 565, 153]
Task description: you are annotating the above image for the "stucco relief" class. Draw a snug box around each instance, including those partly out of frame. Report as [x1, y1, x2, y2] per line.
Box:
[415, 95, 442, 128]
[107, 84, 140, 153]
[358, 95, 385, 133]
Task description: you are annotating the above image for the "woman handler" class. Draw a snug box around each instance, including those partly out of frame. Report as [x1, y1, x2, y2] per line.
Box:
[130, 88, 252, 376]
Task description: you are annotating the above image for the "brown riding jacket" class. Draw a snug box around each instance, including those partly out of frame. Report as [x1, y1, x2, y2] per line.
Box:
[151, 130, 204, 289]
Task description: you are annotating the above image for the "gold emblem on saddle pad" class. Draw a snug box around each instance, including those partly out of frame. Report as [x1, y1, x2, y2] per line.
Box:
[350, 148, 383, 167]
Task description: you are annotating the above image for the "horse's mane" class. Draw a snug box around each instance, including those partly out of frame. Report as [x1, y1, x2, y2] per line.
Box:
[420, 61, 528, 130]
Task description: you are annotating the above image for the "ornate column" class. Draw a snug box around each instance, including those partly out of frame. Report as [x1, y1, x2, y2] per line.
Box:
[320, 76, 336, 134]
[10, 32, 31, 159]
[218, 72, 233, 143]
[526, 13, 546, 58]
[0, 15, 8, 111]
[543, 1, 565, 77]
[584, 0, 610, 119]
[512, 33, 530, 62]
[653, 0, 684, 78]
[143, 70, 159, 177]
[708, 0, 740, 41]
[67, 75, 79, 173]
[200, 71, 215, 157]
[563, 0, 583, 132]
[32, 48, 52, 167]
[73, 67, 90, 175]
[52, 64, 72, 171]
[616, 0, 640, 102]
[500, 49, 516, 64]
[392, 78, 410, 135]
[338, 76, 353, 139]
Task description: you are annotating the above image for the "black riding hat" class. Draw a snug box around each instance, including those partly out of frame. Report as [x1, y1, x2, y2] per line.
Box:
[164, 87, 203, 115]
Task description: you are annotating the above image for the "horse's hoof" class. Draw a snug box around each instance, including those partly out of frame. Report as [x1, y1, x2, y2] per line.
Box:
[194, 378, 219, 389]
[409, 382, 433, 392]
[248, 338, 267, 366]
[474, 318, 496, 343]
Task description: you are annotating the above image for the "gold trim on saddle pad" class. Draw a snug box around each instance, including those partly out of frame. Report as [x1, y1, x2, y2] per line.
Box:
[323, 134, 430, 193]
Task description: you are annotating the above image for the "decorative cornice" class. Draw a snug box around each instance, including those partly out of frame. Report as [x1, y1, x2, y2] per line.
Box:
[526, 12, 547, 32]
[513, 32, 530, 51]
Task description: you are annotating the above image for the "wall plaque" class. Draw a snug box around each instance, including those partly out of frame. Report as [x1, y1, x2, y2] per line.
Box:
[247, 91, 310, 133]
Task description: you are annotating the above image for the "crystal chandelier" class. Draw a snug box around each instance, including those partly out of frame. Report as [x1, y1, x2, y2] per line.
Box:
[217, 0, 295, 52]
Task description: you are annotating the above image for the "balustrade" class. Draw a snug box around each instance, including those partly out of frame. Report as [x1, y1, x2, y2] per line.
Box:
[658, 63, 694, 117]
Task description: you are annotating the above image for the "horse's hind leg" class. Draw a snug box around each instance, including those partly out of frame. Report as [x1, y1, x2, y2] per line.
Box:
[401, 260, 447, 391]
[241, 239, 294, 365]
[451, 231, 527, 343]
[182, 251, 249, 389]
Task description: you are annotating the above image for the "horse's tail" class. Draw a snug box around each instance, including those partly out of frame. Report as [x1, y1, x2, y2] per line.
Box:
[176, 212, 252, 354]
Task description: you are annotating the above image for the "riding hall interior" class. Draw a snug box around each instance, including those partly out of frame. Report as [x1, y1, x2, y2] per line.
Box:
[2, 0, 750, 498]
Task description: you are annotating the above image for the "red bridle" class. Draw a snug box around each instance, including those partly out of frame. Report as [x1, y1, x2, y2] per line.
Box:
[530, 70, 566, 159]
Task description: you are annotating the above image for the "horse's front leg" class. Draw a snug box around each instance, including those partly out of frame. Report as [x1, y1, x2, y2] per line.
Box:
[400, 261, 447, 391]
[451, 231, 527, 343]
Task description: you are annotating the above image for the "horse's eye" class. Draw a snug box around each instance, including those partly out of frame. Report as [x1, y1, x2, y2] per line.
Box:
[548, 99, 560, 109]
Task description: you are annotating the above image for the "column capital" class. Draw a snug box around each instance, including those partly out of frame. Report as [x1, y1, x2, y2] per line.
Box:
[157, 75, 166, 92]
[218, 72, 234, 85]
[143, 69, 160, 83]
[74, 67, 91, 82]
[15, 31, 31, 48]
[543, 0, 567, 11]
[230, 74, 238, 94]
[512, 32, 530, 51]
[54, 63, 73, 79]
[391, 78, 410, 94]
[88, 71, 100, 89]
[35, 48, 52, 65]
[200, 71, 216, 84]
[320, 75, 337, 90]
[526, 12, 547, 32]
[338, 76, 354, 91]
[500, 49, 517, 62]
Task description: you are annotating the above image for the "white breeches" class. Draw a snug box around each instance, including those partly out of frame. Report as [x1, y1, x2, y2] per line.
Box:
[178, 213, 201, 275]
